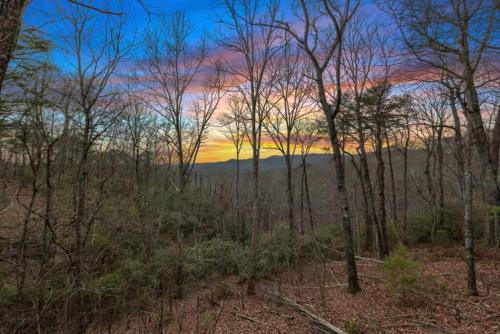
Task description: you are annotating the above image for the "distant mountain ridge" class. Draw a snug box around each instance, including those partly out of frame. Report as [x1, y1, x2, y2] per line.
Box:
[194, 153, 333, 174]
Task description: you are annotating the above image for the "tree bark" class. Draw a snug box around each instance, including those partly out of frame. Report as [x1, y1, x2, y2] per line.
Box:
[385, 131, 398, 224]
[436, 128, 445, 231]
[285, 152, 295, 234]
[490, 107, 500, 179]
[303, 159, 314, 234]
[355, 106, 377, 251]
[375, 124, 389, 257]
[464, 123, 478, 296]
[463, 74, 499, 244]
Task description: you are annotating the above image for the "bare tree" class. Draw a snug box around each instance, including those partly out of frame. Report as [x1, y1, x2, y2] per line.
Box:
[220, 95, 246, 238]
[342, 14, 379, 252]
[382, 0, 500, 244]
[141, 12, 207, 191]
[218, 0, 280, 295]
[58, 4, 129, 331]
[264, 37, 314, 234]
[296, 118, 322, 234]
[393, 94, 415, 236]
[414, 85, 452, 244]
[264, 0, 361, 293]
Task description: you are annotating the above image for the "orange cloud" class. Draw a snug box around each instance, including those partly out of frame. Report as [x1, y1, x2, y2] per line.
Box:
[196, 132, 330, 163]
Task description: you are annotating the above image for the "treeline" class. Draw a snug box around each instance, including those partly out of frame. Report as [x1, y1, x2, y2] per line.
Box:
[0, 0, 499, 333]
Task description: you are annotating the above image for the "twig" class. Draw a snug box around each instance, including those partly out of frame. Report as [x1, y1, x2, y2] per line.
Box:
[232, 311, 256, 323]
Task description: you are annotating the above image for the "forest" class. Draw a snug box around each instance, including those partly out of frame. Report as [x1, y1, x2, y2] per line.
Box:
[0, 0, 499, 333]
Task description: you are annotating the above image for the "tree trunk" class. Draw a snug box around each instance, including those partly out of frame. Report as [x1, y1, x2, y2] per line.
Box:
[490, 107, 500, 179]
[351, 156, 372, 252]
[247, 113, 260, 295]
[464, 123, 478, 296]
[285, 153, 295, 233]
[463, 77, 499, 244]
[355, 106, 377, 251]
[385, 131, 398, 224]
[424, 140, 437, 245]
[330, 130, 360, 293]
[303, 159, 314, 234]
[449, 91, 465, 195]
[436, 129, 445, 231]
[402, 145, 409, 237]
[375, 129, 389, 258]
[300, 160, 305, 235]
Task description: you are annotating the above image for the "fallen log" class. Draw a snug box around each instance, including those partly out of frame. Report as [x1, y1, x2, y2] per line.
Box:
[262, 286, 347, 334]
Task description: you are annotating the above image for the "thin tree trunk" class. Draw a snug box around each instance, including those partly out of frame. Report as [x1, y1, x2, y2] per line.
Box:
[355, 113, 377, 251]
[385, 131, 398, 224]
[303, 158, 314, 234]
[436, 129, 445, 230]
[402, 146, 409, 236]
[375, 130, 389, 258]
[464, 123, 478, 296]
[300, 160, 305, 235]
[331, 131, 360, 293]
[351, 155, 372, 252]
[247, 114, 260, 295]
[285, 153, 295, 234]
[463, 78, 499, 244]
[490, 106, 500, 179]
[424, 141, 437, 245]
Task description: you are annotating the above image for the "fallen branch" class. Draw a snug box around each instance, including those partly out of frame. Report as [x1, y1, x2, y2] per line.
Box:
[232, 311, 257, 323]
[262, 286, 347, 334]
[329, 248, 383, 264]
[329, 267, 385, 283]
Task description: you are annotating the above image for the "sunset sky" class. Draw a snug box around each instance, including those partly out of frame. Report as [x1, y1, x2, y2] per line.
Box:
[21, 0, 389, 163]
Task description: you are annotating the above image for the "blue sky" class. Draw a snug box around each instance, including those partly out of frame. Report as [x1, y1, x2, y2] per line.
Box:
[22, 0, 223, 70]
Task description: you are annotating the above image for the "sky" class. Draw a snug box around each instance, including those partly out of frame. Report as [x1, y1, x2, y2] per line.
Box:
[21, 0, 381, 163]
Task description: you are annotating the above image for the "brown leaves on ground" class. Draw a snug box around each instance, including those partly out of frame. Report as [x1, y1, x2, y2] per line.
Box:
[102, 246, 500, 334]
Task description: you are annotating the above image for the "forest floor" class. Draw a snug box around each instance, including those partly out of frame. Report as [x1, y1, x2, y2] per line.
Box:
[101, 246, 500, 334]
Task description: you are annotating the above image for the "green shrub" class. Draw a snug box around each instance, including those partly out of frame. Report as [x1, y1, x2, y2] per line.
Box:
[300, 225, 343, 261]
[383, 244, 420, 303]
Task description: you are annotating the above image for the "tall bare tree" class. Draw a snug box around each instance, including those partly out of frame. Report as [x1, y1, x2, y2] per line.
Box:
[296, 118, 321, 234]
[265, 0, 361, 293]
[59, 4, 128, 331]
[220, 96, 246, 237]
[218, 0, 280, 295]
[264, 37, 313, 234]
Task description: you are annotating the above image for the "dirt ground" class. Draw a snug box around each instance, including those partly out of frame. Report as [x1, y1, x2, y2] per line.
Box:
[99, 246, 500, 334]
